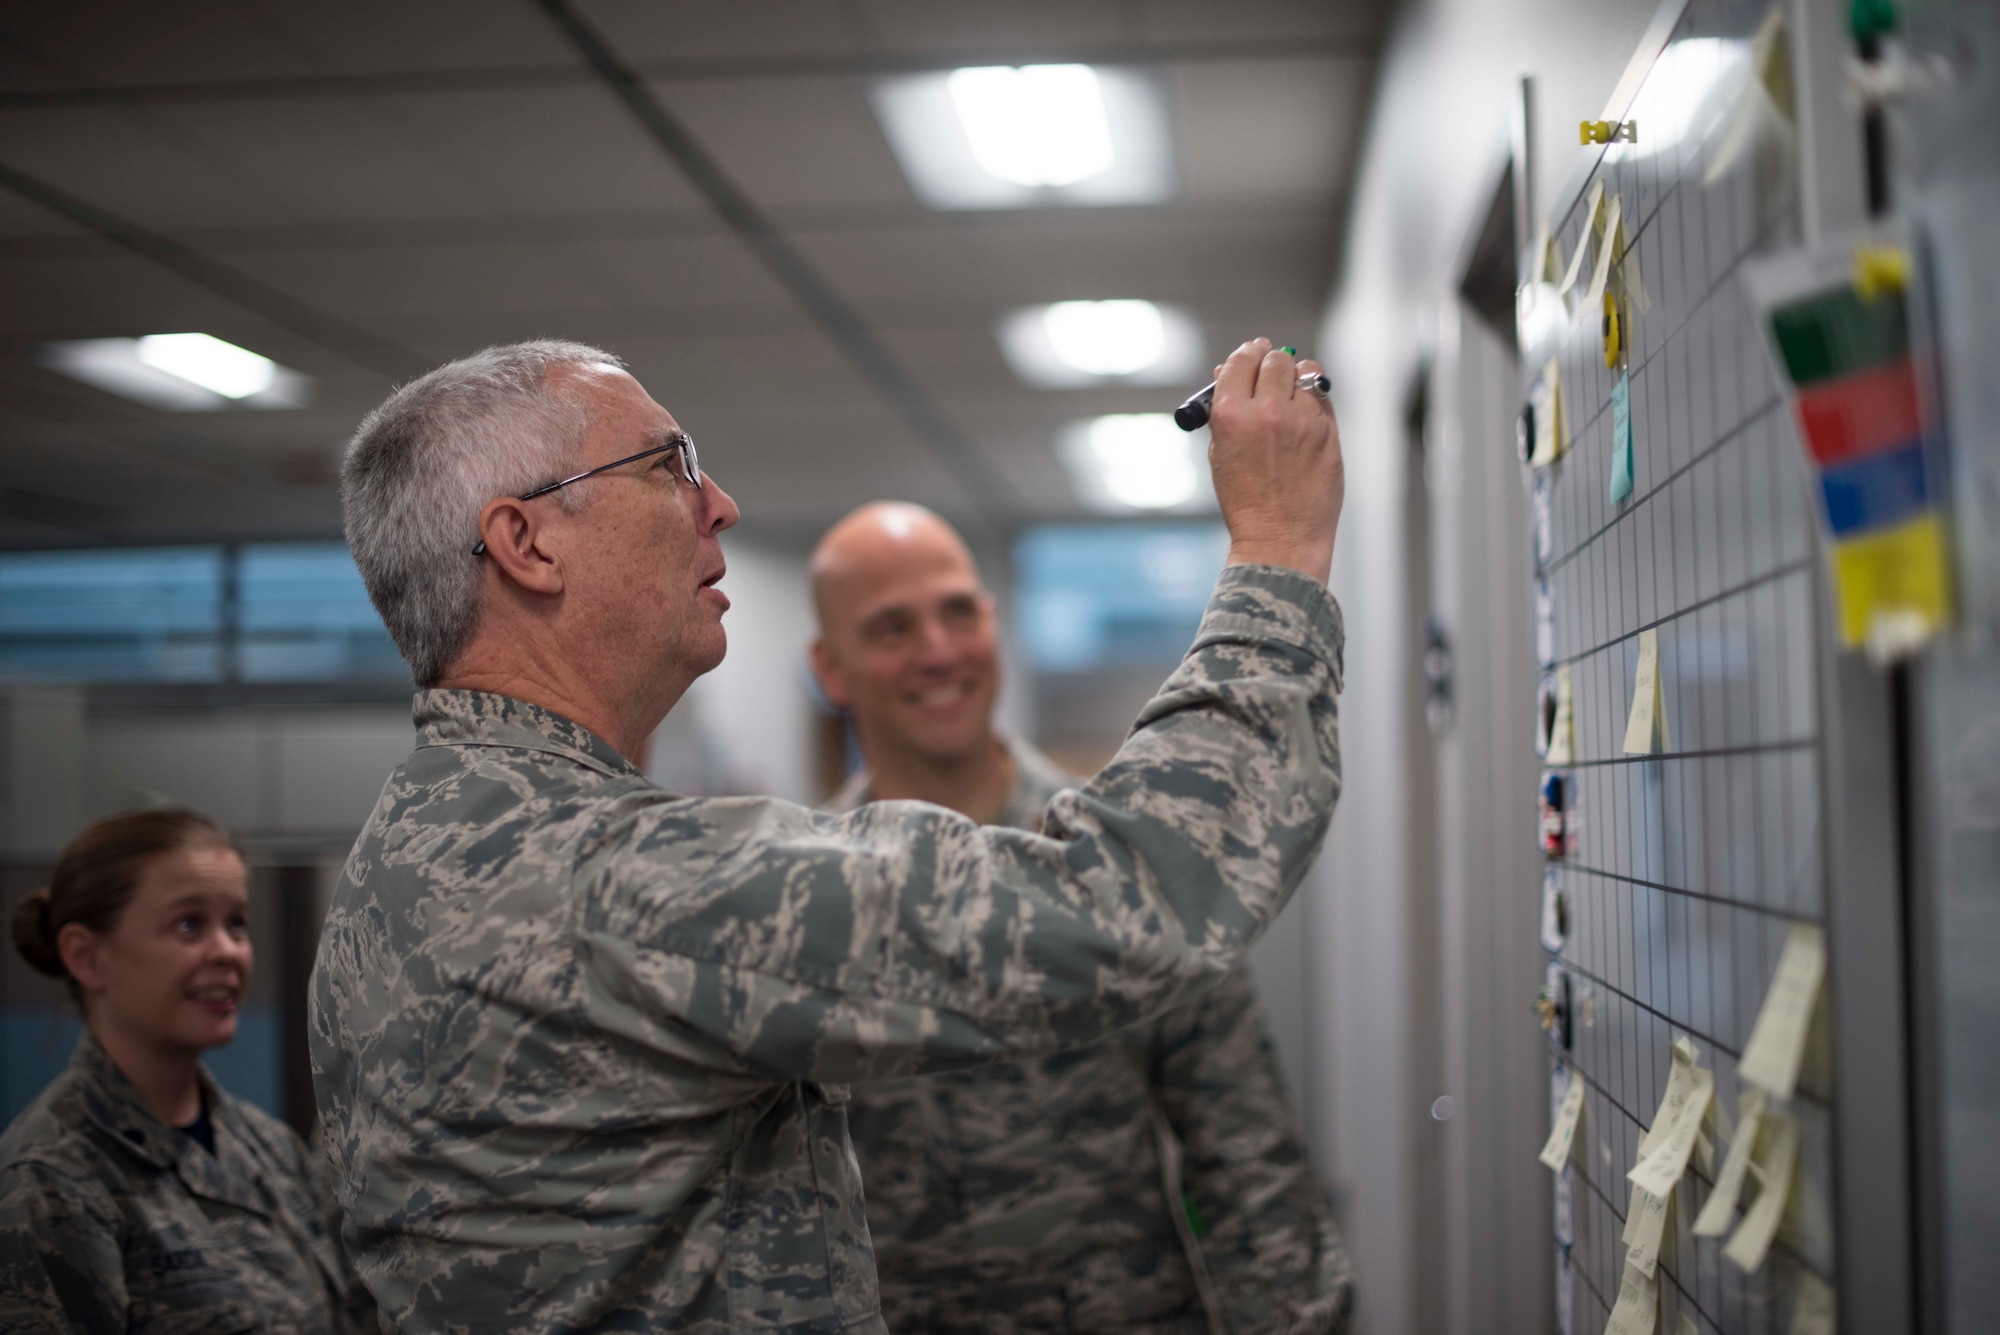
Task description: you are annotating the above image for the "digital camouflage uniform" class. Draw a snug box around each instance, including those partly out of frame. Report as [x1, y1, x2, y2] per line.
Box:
[0, 1032, 374, 1334]
[309, 564, 1343, 1334]
[827, 737, 1352, 1334]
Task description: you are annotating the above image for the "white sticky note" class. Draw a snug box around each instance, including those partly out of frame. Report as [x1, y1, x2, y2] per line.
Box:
[1637, 1037, 1701, 1156]
[1547, 664, 1575, 765]
[1739, 924, 1828, 1099]
[1724, 1111, 1799, 1272]
[1532, 220, 1565, 286]
[1540, 1071, 1588, 1171]
[1704, 6, 1789, 189]
[1625, 1181, 1673, 1280]
[1585, 195, 1624, 312]
[1693, 1088, 1768, 1237]
[1623, 628, 1663, 754]
[1558, 181, 1604, 296]
[1631, 1064, 1715, 1198]
[1531, 357, 1565, 467]
[1604, 1260, 1660, 1335]
[1789, 1270, 1836, 1335]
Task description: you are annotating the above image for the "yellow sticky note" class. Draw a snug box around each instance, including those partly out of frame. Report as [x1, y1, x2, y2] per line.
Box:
[1789, 1270, 1836, 1335]
[1623, 628, 1663, 754]
[1605, 1260, 1660, 1335]
[1829, 512, 1953, 656]
[1625, 1181, 1674, 1279]
[1724, 1111, 1799, 1272]
[1693, 1088, 1768, 1236]
[1739, 924, 1827, 1099]
[1558, 181, 1604, 296]
[1547, 664, 1575, 765]
[1585, 195, 1624, 313]
[1540, 1072, 1588, 1171]
[1630, 1063, 1715, 1198]
[1678, 1316, 1699, 1335]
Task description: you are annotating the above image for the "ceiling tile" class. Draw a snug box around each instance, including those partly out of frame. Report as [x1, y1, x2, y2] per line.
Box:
[1136, 0, 1388, 44]
[252, 0, 577, 76]
[0, 1, 323, 89]
[849, 1, 1134, 53]
[1173, 59, 1369, 204]
[574, 0, 869, 63]
[649, 76, 915, 210]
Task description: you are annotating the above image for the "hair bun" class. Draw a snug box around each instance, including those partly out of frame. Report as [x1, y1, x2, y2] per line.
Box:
[9, 887, 67, 979]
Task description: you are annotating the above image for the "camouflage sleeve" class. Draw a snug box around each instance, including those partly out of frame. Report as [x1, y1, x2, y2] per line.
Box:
[583, 564, 1343, 1084]
[0, 1163, 128, 1333]
[304, 1123, 381, 1334]
[1156, 966, 1354, 1335]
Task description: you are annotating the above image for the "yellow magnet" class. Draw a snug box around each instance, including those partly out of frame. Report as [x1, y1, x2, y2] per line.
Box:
[1602, 289, 1625, 368]
[1579, 120, 1639, 145]
[1853, 245, 1910, 300]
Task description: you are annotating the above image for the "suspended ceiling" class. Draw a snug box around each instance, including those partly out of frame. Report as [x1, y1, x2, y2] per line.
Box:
[0, 0, 1385, 550]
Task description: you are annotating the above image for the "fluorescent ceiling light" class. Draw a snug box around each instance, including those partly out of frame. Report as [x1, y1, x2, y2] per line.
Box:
[998, 300, 1203, 388]
[871, 65, 1175, 210]
[136, 333, 276, 399]
[1057, 414, 1215, 513]
[1045, 300, 1160, 373]
[34, 336, 310, 411]
[946, 65, 1114, 187]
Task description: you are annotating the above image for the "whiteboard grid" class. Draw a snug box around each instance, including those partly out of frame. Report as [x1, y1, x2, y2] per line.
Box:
[1534, 2, 1839, 1331]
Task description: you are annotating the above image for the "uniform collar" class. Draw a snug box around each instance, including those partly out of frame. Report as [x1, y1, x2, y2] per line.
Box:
[825, 733, 1073, 832]
[413, 688, 645, 780]
[70, 1034, 269, 1216]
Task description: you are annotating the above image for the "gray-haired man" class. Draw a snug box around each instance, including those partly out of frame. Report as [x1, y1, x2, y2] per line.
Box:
[311, 337, 1347, 1333]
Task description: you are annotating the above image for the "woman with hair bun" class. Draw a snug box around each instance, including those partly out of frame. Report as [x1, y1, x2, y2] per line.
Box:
[0, 808, 372, 1333]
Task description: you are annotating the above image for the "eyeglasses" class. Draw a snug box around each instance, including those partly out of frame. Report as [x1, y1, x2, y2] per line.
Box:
[471, 435, 700, 556]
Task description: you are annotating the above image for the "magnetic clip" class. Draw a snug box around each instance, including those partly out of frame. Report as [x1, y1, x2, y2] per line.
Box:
[1579, 119, 1639, 145]
[1536, 968, 1574, 1049]
[1602, 289, 1625, 368]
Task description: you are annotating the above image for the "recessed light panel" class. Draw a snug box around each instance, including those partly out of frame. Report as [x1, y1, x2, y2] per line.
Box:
[871, 65, 1176, 210]
[35, 335, 310, 411]
[1057, 413, 1216, 514]
[998, 300, 1204, 388]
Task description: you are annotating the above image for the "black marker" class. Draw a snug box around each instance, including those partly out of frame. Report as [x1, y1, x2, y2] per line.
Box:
[1172, 349, 1329, 431]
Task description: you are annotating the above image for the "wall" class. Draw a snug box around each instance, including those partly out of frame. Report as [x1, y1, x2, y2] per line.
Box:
[1309, 0, 1661, 1331]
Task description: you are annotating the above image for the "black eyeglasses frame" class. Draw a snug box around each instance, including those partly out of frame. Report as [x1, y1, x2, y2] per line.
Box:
[470, 435, 700, 556]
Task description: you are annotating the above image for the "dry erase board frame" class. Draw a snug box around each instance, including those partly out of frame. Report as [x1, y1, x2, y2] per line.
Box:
[1520, 0, 1912, 1329]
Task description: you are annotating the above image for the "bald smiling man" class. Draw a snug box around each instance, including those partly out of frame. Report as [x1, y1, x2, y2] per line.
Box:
[810, 503, 1353, 1335]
